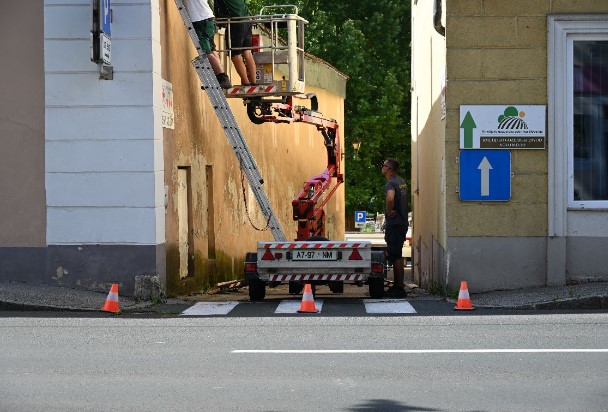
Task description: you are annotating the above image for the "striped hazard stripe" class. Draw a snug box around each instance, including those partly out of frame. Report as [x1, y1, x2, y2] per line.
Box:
[227, 85, 259, 95]
[263, 242, 368, 249]
[261, 85, 276, 93]
[268, 274, 363, 282]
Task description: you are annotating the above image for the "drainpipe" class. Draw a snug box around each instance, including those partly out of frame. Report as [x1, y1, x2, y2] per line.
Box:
[434, 0, 445, 36]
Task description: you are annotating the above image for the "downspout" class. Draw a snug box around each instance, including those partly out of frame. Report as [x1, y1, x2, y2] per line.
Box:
[433, 0, 445, 36]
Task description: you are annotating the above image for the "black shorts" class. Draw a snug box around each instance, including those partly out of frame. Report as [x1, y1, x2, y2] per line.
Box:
[384, 225, 406, 263]
[226, 22, 252, 56]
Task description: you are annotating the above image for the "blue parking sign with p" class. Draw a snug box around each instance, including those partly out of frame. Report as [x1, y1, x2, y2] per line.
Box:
[355, 211, 366, 228]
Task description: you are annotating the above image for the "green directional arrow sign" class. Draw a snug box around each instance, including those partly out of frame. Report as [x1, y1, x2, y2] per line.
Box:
[460, 111, 476, 149]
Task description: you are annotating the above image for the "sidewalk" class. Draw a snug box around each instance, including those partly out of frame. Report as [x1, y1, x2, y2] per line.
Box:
[1, 279, 607, 312]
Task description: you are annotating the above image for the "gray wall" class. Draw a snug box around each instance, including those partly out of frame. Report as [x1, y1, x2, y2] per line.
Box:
[0, 1, 46, 284]
[0, 0, 46, 248]
[447, 237, 547, 293]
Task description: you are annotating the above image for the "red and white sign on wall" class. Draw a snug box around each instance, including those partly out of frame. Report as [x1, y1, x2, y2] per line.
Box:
[162, 79, 174, 129]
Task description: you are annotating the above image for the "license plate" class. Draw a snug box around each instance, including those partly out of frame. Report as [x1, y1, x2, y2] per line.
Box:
[292, 250, 337, 261]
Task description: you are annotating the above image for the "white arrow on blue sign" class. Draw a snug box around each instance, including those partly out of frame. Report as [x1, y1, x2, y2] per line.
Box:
[459, 150, 511, 201]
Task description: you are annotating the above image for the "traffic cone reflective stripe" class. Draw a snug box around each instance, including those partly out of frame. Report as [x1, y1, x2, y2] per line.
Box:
[297, 284, 318, 313]
[101, 283, 120, 313]
[454, 280, 474, 310]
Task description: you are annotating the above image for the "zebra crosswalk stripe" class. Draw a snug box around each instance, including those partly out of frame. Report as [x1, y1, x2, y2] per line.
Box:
[180, 301, 239, 316]
[275, 300, 324, 313]
[363, 299, 417, 314]
[179, 299, 416, 315]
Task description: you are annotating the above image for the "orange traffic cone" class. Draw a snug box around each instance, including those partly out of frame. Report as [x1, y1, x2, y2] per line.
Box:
[297, 284, 318, 313]
[454, 280, 474, 310]
[101, 283, 120, 313]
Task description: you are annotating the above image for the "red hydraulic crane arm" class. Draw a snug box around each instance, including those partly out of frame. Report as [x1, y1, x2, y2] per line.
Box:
[288, 99, 344, 240]
[249, 95, 344, 240]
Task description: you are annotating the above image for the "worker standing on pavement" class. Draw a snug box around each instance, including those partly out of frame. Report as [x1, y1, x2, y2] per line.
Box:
[214, 0, 257, 85]
[183, 0, 232, 89]
[381, 158, 409, 298]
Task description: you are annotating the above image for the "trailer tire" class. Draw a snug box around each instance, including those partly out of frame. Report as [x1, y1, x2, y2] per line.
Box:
[368, 277, 384, 299]
[248, 279, 266, 301]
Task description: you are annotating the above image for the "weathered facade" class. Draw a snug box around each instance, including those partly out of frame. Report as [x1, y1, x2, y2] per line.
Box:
[412, 0, 608, 293]
[0, 0, 346, 296]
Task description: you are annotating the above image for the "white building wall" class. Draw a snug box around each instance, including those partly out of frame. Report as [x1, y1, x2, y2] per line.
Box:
[44, 0, 164, 245]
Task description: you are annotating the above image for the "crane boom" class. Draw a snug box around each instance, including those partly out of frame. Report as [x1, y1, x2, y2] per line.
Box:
[246, 95, 343, 240]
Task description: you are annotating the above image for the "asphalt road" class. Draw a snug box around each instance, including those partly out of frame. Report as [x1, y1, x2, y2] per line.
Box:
[1, 314, 607, 411]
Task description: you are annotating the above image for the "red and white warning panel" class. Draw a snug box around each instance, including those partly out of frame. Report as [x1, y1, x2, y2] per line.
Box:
[226, 84, 281, 97]
[256, 240, 372, 278]
[268, 274, 364, 282]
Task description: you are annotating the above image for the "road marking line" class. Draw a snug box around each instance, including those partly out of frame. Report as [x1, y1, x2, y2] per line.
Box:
[232, 349, 608, 354]
[275, 300, 324, 314]
[180, 301, 239, 316]
[363, 299, 417, 314]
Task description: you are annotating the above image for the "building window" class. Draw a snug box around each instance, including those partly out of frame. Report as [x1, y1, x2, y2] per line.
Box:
[572, 40, 608, 203]
[549, 16, 608, 212]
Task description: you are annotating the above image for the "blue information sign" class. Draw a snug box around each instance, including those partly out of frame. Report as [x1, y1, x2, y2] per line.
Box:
[459, 150, 511, 201]
[354, 211, 367, 227]
[101, 0, 111, 36]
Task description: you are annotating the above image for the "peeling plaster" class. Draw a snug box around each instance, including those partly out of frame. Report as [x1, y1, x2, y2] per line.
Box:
[53, 266, 68, 281]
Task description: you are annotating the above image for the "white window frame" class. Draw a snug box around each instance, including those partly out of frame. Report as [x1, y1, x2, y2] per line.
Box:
[548, 16, 608, 236]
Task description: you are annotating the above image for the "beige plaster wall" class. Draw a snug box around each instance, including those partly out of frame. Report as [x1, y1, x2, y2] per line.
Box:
[0, 1, 46, 247]
[411, 0, 448, 285]
[445, 1, 608, 240]
[160, 0, 346, 295]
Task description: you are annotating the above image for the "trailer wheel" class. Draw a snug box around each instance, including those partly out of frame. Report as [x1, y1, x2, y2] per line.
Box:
[248, 279, 266, 301]
[368, 277, 384, 299]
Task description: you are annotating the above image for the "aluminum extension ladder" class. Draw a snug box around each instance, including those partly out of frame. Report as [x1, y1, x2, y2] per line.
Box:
[174, 0, 287, 241]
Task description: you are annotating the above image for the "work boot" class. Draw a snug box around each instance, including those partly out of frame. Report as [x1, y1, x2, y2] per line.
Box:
[216, 73, 232, 89]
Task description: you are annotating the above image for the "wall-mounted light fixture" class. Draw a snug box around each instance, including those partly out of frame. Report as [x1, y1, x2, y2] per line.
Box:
[352, 139, 361, 157]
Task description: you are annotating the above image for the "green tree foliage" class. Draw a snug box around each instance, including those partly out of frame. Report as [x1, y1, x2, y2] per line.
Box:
[247, 0, 411, 220]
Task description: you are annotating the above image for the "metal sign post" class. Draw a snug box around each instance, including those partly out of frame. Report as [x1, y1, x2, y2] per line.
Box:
[91, 0, 113, 79]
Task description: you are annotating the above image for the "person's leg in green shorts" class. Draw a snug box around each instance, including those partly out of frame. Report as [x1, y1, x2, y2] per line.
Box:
[192, 18, 232, 89]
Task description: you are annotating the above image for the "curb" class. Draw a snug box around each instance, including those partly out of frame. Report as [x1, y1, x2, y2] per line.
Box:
[3, 295, 608, 313]
[0, 300, 98, 312]
[0, 300, 157, 313]
[463, 295, 608, 310]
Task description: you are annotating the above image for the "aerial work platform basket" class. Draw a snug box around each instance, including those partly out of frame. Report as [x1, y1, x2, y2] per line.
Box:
[215, 5, 308, 99]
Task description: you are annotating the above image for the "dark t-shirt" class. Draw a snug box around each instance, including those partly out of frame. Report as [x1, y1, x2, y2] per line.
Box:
[385, 175, 408, 228]
[214, 0, 249, 17]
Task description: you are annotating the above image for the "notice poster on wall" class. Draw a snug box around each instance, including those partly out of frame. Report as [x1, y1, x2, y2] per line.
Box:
[162, 79, 174, 129]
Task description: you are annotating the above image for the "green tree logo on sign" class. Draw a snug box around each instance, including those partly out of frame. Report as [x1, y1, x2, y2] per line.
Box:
[497, 106, 528, 130]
